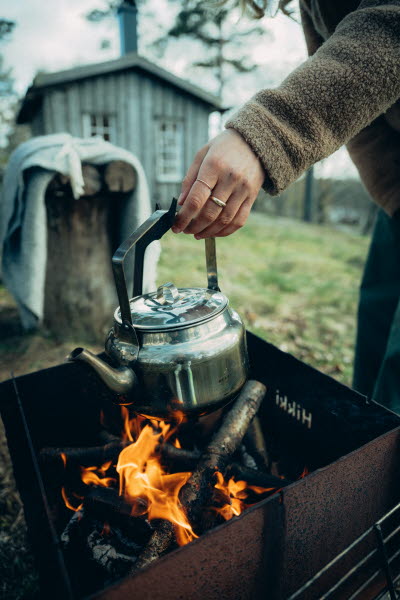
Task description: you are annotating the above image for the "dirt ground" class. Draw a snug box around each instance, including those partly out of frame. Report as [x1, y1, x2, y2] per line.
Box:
[0, 288, 102, 600]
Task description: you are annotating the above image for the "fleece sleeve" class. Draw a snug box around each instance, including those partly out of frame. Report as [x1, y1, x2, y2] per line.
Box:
[225, 1, 400, 196]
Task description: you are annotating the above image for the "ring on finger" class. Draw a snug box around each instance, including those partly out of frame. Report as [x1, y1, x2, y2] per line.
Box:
[209, 195, 226, 208]
[196, 178, 212, 192]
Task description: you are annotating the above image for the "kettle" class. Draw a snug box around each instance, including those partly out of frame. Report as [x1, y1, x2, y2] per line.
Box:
[69, 199, 249, 419]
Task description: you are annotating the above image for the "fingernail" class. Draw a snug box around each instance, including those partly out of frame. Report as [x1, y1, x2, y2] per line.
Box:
[172, 226, 180, 234]
[178, 193, 184, 205]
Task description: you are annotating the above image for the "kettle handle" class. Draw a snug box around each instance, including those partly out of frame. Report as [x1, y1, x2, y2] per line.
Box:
[112, 197, 221, 330]
[112, 198, 178, 328]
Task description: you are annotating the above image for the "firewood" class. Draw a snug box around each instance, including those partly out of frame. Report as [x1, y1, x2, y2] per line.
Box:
[84, 487, 152, 544]
[239, 443, 258, 470]
[96, 428, 122, 445]
[180, 380, 267, 528]
[39, 441, 130, 466]
[243, 416, 271, 471]
[86, 520, 141, 577]
[104, 160, 136, 192]
[160, 444, 201, 471]
[129, 520, 174, 575]
[226, 464, 292, 489]
[81, 164, 102, 196]
[129, 380, 266, 575]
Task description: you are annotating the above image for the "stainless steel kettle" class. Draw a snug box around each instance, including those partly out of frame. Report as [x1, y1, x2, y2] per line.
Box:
[69, 199, 249, 418]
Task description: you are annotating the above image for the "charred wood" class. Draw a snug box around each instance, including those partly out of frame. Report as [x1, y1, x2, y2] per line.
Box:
[239, 444, 258, 470]
[39, 441, 130, 467]
[160, 444, 201, 471]
[129, 382, 266, 574]
[226, 464, 292, 489]
[84, 487, 152, 544]
[180, 380, 267, 529]
[86, 525, 140, 577]
[128, 520, 174, 576]
[96, 428, 122, 445]
[243, 416, 271, 472]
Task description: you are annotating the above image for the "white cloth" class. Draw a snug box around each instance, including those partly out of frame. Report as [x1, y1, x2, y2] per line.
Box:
[0, 133, 160, 329]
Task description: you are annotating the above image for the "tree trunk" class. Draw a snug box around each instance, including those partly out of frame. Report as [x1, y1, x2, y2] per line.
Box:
[43, 168, 130, 342]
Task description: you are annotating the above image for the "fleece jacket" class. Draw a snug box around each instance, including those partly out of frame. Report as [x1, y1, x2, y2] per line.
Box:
[226, 0, 400, 216]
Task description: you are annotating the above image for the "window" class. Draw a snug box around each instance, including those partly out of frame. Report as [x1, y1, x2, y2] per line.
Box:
[155, 119, 184, 183]
[82, 113, 116, 143]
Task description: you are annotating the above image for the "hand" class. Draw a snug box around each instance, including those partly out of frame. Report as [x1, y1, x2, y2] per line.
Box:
[172, 129, 265, 238]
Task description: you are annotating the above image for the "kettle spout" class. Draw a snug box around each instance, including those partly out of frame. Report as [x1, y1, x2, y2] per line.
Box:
[69, 347, 136, 395]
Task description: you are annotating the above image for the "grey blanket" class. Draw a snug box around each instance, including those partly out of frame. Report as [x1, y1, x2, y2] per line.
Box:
[0, 133, 160, 329]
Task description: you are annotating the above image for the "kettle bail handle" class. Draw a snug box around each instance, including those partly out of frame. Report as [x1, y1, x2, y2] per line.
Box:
[112, 198, 178, 329]
[205, 237, 220, 292]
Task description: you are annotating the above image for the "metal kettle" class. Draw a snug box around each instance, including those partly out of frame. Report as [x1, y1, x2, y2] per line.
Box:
[69, 199, 249, 419]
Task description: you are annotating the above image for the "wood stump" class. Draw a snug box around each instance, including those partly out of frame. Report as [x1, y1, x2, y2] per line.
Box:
[44, 162, 136, 343]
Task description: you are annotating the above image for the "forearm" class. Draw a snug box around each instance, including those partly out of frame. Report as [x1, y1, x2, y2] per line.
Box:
[226, 2, 400, 195]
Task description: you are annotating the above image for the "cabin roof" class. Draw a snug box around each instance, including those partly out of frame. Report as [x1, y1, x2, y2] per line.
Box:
[17, 52, 224, 124]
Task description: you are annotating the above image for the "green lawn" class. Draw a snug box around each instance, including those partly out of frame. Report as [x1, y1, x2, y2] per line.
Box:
[157, 213, 370, 386]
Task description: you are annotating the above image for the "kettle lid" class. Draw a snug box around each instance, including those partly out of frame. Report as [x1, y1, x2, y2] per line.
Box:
[115, 283, 228, 330]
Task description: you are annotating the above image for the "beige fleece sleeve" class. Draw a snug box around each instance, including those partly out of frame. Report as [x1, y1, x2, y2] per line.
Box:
[225, 1, 400, 196]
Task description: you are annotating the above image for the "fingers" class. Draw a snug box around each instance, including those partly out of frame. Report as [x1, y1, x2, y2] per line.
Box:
[177, 145, 209, 207]
[173, 129, 265, 238]
[172, 158, 220, 233]
[195, 196, 253, 239]
[181, 179, 236, 235]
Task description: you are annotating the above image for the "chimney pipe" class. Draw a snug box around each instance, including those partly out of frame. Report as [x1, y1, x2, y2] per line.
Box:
[118, 0, 138, 55]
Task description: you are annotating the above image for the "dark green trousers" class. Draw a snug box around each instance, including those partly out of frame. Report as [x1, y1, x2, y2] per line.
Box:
[353, 209, 400, 413]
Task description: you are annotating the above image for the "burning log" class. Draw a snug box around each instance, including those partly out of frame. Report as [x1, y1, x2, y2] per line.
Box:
[130, 520, 175, 574]
[84, 487, 152, 543]
[129, 380, 266, 575]
[39, 441, 130, 467]
[226, 464, 292, 489]
[160, 444, 201, 471]
[86, 525, 140, 577]
[181, 380, 267, 526]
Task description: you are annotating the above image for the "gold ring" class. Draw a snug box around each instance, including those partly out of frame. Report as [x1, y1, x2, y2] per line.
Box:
[196, 178, 212, 191]
[210, 196, 226, 208]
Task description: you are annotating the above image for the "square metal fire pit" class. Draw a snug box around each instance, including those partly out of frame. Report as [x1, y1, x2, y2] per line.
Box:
[1, 331, 400, 600]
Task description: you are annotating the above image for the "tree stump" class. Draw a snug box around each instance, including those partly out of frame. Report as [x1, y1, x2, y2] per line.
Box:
[43, 163, 136, 343]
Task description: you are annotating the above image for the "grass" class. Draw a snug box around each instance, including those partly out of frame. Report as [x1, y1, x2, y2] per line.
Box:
[0, 213, 370, 599]
[157, 213, 369, 386]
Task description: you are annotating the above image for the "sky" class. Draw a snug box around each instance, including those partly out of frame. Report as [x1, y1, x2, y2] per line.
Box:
[1, 0, 358, 178]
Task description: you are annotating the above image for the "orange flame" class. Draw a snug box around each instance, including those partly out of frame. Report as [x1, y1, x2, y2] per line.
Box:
[80, 462, 116, 488]
[213, 472, 276, 521]
[117, 420, 197, 546]
[61, 487, 83, 512]
[60, 407, 292, 544]
[299, 466, 309, 479]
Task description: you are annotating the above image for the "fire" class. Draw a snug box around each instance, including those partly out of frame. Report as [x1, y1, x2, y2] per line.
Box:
[117, 420, 197, 546]
[80, 462, 116, 488]
[213, 471, 276, 521]
[60, 408, 301, 546]
[61, 487, 83, 513]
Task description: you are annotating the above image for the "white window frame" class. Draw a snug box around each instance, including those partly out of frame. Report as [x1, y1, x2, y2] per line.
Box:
[82, 113, 116, 143]
[154, 119, 184, 183]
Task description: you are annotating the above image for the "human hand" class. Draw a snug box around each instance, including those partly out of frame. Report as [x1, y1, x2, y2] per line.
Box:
[172, 129, 265, 239]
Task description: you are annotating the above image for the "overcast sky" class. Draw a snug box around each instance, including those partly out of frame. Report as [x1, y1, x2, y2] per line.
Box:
[1, 0, 357, 178]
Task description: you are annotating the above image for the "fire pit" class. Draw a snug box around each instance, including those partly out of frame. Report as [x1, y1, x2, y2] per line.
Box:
[1, 331, 400, 599]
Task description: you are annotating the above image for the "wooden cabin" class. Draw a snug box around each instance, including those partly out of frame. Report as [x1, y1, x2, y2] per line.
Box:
[16, 2, 222, 206]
